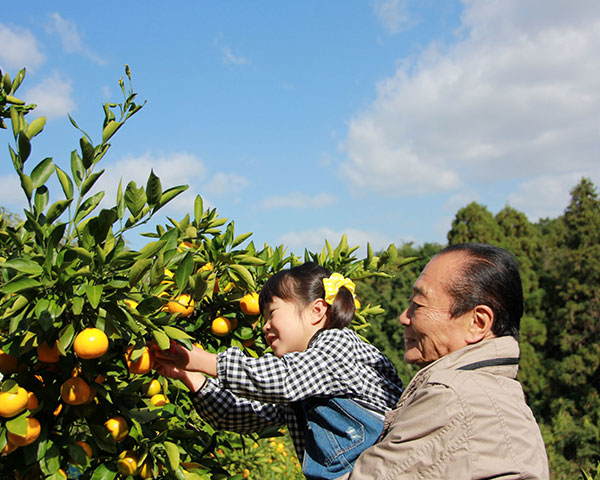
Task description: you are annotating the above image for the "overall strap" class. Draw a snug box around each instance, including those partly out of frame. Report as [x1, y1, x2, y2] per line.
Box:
[457, 357, 520, 371]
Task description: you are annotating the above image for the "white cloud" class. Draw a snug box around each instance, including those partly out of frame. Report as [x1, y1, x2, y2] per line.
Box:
[506, 172, 595, 221]
[214, 34, 249, 66]
[371, 0, 413, 34]
[342, 0, 600, 196]
[203, 173, 249, 195]
[46, 13, 106, 65]
[444, 191, 480, 212]
[278, 227, 403, 257]
[93, 152, 206, 214]
[0, 174, 27, 211]
[24, 72, 76, 119]
[0, 23, 45, 71]
[261, 192, 336, 210]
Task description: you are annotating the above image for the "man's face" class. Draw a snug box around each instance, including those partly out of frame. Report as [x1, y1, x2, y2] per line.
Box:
[399, 252, 472, 367]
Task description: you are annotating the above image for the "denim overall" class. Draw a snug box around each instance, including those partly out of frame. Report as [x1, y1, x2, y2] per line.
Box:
[299, 397, 385, 480]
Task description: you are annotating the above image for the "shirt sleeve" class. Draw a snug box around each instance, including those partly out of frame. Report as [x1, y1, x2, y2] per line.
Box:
[217, 331, 364, 404]
[190, 377, 286, 434]
[338, 383, 470, 480]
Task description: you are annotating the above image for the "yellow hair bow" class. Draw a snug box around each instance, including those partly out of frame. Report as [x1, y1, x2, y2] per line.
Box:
[323, 273, 356, 305]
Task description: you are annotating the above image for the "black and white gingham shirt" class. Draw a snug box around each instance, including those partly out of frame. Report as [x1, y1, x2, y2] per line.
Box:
[191, 328, 404, 460]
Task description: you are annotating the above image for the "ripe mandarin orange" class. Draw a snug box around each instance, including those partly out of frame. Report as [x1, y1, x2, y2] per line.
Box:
[126, 345, 154, 375]
[7, 417, 41, 446]
[105, 416, 129, 442]
[240, 293, 260, 316]
[0, 387, 28, 418]
[165, 294, 194, 317]
[60, 377, 91, 406]
[37, 341, 60, 363]
[211, 316, 232, 337]
[73, 328, 109, 359]
[117, 450, 138, 475]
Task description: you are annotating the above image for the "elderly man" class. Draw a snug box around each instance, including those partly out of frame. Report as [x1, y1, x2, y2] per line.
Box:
[339, 243, 549, 479]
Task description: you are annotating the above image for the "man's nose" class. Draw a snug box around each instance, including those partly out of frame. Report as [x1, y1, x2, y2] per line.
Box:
[399, 308, 410, 326]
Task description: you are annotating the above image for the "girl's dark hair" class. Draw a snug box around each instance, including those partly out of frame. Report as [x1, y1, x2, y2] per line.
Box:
[258, 262, 355, 329]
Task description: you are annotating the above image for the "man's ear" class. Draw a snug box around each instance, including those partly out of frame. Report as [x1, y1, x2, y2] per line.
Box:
[310, 298, 329, 326]
[465, 305, 495, 344]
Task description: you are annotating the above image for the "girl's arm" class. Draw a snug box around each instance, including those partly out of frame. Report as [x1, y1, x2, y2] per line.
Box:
[154, 342, 217, 376]
[191, 378, 286, 434]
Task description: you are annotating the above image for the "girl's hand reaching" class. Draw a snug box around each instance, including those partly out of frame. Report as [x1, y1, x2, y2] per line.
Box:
[154, 341, 218, 377]
[154, 359, 207, 392]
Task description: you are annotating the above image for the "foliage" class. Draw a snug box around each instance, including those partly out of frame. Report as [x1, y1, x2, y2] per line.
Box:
[0, 67, 404, 479]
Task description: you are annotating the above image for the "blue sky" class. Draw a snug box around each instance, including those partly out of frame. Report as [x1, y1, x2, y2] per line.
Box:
[1, 1, 599, 256]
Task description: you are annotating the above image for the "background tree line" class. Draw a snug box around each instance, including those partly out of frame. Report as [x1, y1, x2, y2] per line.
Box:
[357, 177, 600, 480]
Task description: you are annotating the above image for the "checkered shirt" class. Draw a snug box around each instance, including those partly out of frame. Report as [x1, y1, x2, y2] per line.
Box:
[190, 328, 404, 460]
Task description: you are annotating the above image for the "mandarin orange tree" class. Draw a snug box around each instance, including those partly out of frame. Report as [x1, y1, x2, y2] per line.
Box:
[0, 67, 404, 480]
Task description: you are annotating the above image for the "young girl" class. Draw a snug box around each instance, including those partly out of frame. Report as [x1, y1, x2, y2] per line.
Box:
[155, 262, 403, 480]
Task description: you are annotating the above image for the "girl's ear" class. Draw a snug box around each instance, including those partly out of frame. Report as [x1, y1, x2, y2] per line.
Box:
[310, 298, 329, 326]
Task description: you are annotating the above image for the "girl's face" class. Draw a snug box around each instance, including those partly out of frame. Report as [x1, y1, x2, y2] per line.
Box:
[262, 296, 326, 358]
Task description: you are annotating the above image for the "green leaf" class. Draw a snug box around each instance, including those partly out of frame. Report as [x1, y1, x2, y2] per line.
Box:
[0, 258, 43, 275]
[55, 165, 74, 199]
[146, 169, 162, 207]
[30, 157, 54, 188]
[102, 120, 122, 143]
[46, 199, 72, 224]
[129, 258, 152, 287]
[164, 441, 180, 470]
[0, 277, 42, 294]
[86, 284, 103, 309]
[116, 179, 125, 219]
[175, 252, 194, 291]
[233, 254, 265, 266]
[34, 185, 49, 215]
[136, 240, 166, 260]
[163, 325, 194, 340]
[229, 264, 255, 290]
[74, 191, 105, 225]
[26, 116, 46, 138]
[58, 323, 75, 353]
[153, 185, 189, 212]
[152, 329, 171, 350]
[6, 413, 28, 436]
[19, 172, 33, 201]
[18, 131, 31, 162]
[80, 169, 104, 197]
[70, 150, 84, 187]
[124, 181, 146, 217]
[232, 232, 252, 248]
[194, 195, 204, 224]
[80, 136, 95, 168]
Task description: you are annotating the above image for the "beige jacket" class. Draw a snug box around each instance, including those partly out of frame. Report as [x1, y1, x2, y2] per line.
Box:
[338, 336, 549, 479]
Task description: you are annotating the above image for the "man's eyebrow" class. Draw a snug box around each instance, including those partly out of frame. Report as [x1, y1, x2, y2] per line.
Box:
[412, 285, 427, 298]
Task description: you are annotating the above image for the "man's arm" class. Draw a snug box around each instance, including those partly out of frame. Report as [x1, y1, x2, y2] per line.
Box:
[338, 383, 470, 480]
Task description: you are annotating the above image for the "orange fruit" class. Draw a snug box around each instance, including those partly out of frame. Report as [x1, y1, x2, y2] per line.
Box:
[53, 403, 63, 416]
[105, 416, 129, 442]
[117, 450, 138, 475]
[240, 293, 260, 316]
[126, 345, 154, 375]
[60, 377, 91, 405]
[75, 440, 92, 459]
[211, 317, 233, 337]
[142, 379, 161, 397]
[242, 338, 256, 348]
[26, 391, 38, 410]
[0, 386, 28, 418]
[0, 349, 18, 374]
[354, 298, 361, 309]
[150, 394, 168, 406]
[123, 299, 138, 310]
[165, 294, 194, 317]
[73, 328, 109, 359]
[7, 417, 41, 446]
[199, 262, 213, 272]
[1, 440, 18, 456]
[138, 461, 153, 478]
[37, 341, 60, 363]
